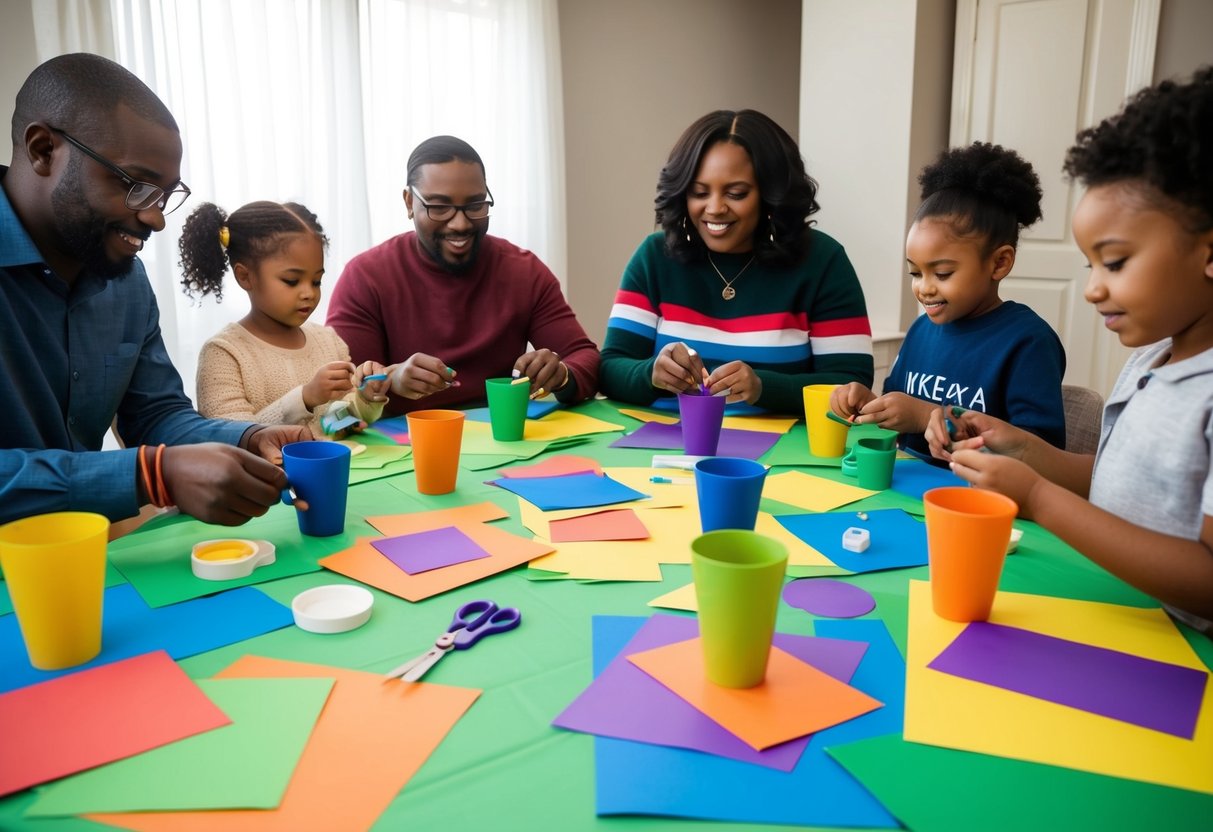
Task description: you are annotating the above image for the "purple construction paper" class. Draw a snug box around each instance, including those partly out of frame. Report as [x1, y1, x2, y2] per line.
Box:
[783, 579, 877, 619]
[928, 621, 1210, 738]
[370, 526, 490, 575]
[552, 613, 868, 771]
[489, 472, 649, 511]
[609, 421, 780, 460]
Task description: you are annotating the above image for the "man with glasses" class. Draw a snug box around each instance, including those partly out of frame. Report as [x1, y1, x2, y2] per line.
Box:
[328, 135, 599, 414]
[0, 53, 309, 527]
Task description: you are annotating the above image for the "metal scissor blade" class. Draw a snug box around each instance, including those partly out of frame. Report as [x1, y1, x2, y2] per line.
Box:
[398, 646, 449, 682]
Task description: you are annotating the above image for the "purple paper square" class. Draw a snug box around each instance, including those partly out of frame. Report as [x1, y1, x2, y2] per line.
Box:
[552, 613, 868, 771]
[928, 621, 1210, 738]
[370, 526, 490, 575]
[609, 421, 780, 460]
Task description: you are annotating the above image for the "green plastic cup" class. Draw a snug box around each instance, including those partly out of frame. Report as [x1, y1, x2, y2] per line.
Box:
[855, 437, 896, 490]
[691, 530, 789, 688]
[485, 377, 529, 441]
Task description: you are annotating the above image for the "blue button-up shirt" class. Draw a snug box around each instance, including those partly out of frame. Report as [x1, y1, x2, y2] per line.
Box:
[0, 169, 252, 523]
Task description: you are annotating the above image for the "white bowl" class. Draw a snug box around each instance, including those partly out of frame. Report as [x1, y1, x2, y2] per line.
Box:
[191, 539, 276, 581]
[291, 584, 374, 634]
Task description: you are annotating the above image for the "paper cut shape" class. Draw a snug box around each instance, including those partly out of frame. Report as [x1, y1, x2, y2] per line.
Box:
[27, 677, 333, 815]
[87, 656, 480, 832]
[783, 579, 877, 619]
[0, 583, 292, 693]
[777, 509, 928, 573]
[593, 617, 902, 827]
[648, 582, 698, 611]
[490, 471, 649, 511]
[904, 581, 1213, 793]
[928, 620, 1208, 738]
[628, 637, 882, 750]
[549, 509, 650, 543]
[319, 401, 360, 434]
[553, 613, 866, 770]
[371, 526, 491, 575]
[0, 651, 230, 797]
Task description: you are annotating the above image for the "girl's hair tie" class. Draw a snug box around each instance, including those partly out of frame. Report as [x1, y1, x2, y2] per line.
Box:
[218, 226, 230, 249]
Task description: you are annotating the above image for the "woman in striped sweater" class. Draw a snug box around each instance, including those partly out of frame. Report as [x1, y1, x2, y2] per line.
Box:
[600, 109, 874, 414]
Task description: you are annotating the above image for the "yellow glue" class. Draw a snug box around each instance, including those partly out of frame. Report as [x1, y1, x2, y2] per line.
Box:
[193, 540, 256, 561]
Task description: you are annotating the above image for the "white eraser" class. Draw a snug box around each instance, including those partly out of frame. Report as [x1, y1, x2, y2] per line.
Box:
[1007, 527, 1024, 554]
[842, 527, 870, 553]
[652, 454, 709, 471]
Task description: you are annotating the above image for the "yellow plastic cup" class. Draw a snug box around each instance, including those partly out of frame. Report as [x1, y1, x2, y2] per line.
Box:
[0, 512, 109, 670]
[803, 384, 848, 457]
[407, 409, 466, 495]
[923, 487, 1018, 622]
[691, 530, 789, 688]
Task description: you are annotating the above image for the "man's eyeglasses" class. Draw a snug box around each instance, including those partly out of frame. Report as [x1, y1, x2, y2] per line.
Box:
[410, 186, 494, 222]
[49, 127, 191, 215]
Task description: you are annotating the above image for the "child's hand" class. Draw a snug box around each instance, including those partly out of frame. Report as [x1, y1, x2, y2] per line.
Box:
[948, 450, 1040, 518]
[942, 408, 1031, 460]
[856, 392, 933, 433]
[303, 361, 357, 410]
[705, 360, 761, 404]
[512, 349, 564, 399]
[652, 342, 708, 394]
[355, 361, 391, 403]
[830, 383, 874, 422]
[390, 353, 460, 401]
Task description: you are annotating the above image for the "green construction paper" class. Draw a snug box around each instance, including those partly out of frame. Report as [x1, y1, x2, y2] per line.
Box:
[348, 445, 411, 469]
[461, 453, 526, 471]
[786, 564, 855, 579]
[461, 432, 553, 458]
[26, 677, 333, 815]
[348, 457, 414, 484]
[0, 791, 108, 830]
[828, 734, 1213, 832]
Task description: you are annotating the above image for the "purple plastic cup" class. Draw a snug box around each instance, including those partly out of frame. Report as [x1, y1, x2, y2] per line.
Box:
[678, 391, 726, 456]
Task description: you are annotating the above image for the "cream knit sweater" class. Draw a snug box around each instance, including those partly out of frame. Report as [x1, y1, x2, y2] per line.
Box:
[196, 322, 384, 439]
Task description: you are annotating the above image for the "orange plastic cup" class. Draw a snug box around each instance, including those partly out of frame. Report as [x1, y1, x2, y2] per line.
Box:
[923, 487, 1017, 622]
[0, 512, 109, 670]
[406, 409, 466, 495]
[803, 384, 847, 457]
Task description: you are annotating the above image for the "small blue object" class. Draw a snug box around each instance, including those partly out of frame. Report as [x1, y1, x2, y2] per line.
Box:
[320, 401, 360, 434]
[359, 373, 387, 389]
[650, 476, 673, 484]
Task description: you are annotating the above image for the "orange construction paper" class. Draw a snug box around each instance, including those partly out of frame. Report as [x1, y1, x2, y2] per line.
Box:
[89, 656, 480, 831]
[1, 651, 230, 797]
[499, 454, 603, 478]
[365, 502, 508, 537]
[321, 526, 553, 602]
[628, 637, 883, 750]
[549, 509, 650, 543]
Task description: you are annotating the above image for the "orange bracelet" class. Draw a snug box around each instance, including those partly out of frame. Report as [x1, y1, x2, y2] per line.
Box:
[154, 444, 173, 507]
[137, 445, 156, 506]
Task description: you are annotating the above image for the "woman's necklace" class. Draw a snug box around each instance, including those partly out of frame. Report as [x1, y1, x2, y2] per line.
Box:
[707, 253, 756, 301]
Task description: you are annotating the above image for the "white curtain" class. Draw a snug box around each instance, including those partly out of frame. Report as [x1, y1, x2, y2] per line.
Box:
[29, 0, 566, 402]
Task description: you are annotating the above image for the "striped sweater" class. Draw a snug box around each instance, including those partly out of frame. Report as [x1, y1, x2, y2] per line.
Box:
[600, 231, 873, 413]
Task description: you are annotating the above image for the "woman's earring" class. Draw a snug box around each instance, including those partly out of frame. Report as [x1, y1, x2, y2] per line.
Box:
[682, 216, 692, 243]
[768, 214, 776, 244]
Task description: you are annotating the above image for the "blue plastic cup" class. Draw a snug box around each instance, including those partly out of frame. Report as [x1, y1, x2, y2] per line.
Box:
[281, 441, 352, 537]
[693, 457, 768, 533]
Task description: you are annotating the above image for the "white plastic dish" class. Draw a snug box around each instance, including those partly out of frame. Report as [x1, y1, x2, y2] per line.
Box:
[191, 539, 276, 581]
[291, 584, 374, 634]
[1007, 527, 1024, 554]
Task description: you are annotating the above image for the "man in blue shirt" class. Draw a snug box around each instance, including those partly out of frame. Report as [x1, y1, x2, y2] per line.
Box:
[0, 53, 309, 527]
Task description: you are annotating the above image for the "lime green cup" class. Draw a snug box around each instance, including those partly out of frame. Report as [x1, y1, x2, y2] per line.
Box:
[691, 530, 789, 688]
[485, 377, 529, 441]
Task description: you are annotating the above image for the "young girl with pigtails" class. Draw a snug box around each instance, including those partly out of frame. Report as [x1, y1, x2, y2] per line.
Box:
[178, 200, 390, 438]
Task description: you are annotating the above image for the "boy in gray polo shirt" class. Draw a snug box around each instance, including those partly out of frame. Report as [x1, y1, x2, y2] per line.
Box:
[930, 66, 1213, 636]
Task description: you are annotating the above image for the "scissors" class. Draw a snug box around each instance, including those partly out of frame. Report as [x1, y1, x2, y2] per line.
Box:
[384, 599, 521, 683]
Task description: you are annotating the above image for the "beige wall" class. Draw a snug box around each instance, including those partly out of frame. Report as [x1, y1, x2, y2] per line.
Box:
[0, 2, 39, 160]
[558, 0, 802, 346]
[1154, 0, 1213, 82]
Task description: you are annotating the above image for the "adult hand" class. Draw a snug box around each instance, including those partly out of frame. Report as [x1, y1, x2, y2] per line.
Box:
[389, 353, 459, 400]
[513, 349, 564, 399]
[161, 443, 291, 526]
[354, 360, 391, 403]
[830, 383, 875, 422]
[652, 342, 707, 394]
[705, 360, 762, 405]
[855, 392, 934, 434]
[948, 450, 1039, 517]
[242, 424, 313, 465]
[303, 361, 357, 410]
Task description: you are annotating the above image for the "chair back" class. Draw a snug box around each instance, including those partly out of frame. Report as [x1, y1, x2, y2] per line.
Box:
[1062, 385, 1104, 455]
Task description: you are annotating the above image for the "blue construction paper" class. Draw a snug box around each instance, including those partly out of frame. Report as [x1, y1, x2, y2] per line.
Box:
[0, 584, 292, 692]
[463, 400, 562, 422]
[777, 509, 928, 573]
[592, 617, 902, 827]
[489, 472, 649, 511]
[890, 460, 967, 501]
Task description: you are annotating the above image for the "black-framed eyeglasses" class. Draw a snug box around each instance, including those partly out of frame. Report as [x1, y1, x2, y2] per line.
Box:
[409, 186, 494, 222]
[49, 127, 192, 215]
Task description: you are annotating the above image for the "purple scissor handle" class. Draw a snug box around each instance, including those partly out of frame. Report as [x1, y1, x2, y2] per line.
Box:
[383, 599, 521, 683]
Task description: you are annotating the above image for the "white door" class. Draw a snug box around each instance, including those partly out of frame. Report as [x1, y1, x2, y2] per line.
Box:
[951, 0, 1160, 396]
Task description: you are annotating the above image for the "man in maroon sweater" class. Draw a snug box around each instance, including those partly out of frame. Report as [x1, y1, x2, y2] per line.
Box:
[327, 136, 599, 416]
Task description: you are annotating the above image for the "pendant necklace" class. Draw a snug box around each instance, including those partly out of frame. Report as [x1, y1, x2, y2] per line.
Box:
[707, 253, 755, 301]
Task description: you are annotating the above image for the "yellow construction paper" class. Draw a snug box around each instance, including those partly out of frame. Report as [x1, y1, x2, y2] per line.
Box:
[617, 408, 678, 425]
[904, 580, 1213, 793]
[754, 512, 835, 567]
[523, 410, 626, 442]
[649, 582, 698, 611]
[527, 539, 664, 581]
[762, 470, 875, 511]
